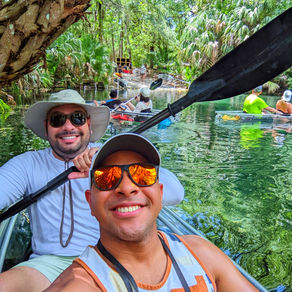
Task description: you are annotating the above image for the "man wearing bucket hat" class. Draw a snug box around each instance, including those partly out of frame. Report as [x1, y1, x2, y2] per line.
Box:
[0, 90, 184, 292]
[44, 133, 258, 292]
[276, 90, 292, 114]
[243, 85, 282, 115]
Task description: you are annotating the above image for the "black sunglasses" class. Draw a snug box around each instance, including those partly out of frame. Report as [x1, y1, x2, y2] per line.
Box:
[91, 163, 159, 191]
[48, 111, 88, 128]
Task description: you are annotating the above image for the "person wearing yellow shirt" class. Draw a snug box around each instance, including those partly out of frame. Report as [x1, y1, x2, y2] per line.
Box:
[243, 86, 281, 114]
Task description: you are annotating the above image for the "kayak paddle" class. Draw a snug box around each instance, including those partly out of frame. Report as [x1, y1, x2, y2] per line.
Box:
[150, 78, 163, 90]
[131, 7, 292, 134]
[1, 7, 291, 222]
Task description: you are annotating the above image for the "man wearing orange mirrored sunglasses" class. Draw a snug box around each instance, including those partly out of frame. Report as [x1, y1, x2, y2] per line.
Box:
[44, 133, 258, 292]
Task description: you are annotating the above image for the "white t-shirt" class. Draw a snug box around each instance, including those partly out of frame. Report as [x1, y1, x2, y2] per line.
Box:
[134, 100, 153, 113]
[0, 145, 184, 257]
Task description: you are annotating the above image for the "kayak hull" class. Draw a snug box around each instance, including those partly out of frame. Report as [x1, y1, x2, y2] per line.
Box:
[216, 111, 292, 122]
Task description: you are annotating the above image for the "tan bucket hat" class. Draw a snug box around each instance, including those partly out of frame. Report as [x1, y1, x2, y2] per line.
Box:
[24, 89, 110, 142]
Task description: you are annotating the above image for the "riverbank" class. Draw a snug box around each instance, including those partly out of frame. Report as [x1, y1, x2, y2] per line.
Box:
[114, 71, 189, 90]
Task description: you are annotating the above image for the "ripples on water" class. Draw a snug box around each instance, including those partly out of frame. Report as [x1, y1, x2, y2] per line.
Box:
[0, 88, 291, 290]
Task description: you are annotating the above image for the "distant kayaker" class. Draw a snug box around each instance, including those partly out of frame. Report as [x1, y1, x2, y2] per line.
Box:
[0, 90, 184, 292]
[44, 133, 259, 292]
[100, 89, 123, 109]
[276, 90, 292, 114]
[127, 87, 153, 113]
[243, 86, 281, 114]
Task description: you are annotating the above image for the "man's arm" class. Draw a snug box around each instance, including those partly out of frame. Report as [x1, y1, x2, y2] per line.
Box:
[263, 106, 283, 115]
[126, 101, 135, 111]
[182, 235, 259, 292]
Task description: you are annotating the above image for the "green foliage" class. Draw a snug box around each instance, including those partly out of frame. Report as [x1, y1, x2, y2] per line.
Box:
[3, 0, 290, 95]
[285, 68, 292, 89]
[79, 34, 113, 83]
[264, 81, 280, 94]
[0, 99, 11, 125]
[180, 0, 289, 80]
[21, 30, 114, 88]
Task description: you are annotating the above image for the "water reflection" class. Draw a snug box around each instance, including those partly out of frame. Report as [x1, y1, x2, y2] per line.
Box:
[240, 123, 265, 149]
[0, 90, 291, 290]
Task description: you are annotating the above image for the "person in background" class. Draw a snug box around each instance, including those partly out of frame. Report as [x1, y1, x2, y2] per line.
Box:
[276, 90, 292, 114]
[0, 90, 184, 292]
[127, 87, 152, 113]
[243, 86, 282, 114]
[100, 89, 122, 110]
[44, 133, 258, 292]
[118, 64, 122, 74]
[140, 64, 147, 80]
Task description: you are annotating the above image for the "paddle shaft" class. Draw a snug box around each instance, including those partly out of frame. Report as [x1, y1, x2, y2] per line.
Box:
[112, 96, 137, 111]
[0, 167, 78, 223]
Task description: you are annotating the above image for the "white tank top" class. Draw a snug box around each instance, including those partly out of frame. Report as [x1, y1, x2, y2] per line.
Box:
[75, 232, 216, 291]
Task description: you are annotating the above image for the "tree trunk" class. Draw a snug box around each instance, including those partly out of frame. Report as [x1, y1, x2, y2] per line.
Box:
[98, 2, 104, 43]
[111, 33, 115, 63]
[124, 17, 131, 63]
[119, 22, 124, 58]
[0, 0, 91, 88]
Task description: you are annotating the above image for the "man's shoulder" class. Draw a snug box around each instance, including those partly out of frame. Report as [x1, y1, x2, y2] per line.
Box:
[43, 262, 100, 292]
[180, 234, 210, 248]
[179, 234, 224, 261]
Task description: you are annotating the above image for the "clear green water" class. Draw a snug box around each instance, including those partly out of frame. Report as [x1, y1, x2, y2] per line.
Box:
[0, 89, 291, 290]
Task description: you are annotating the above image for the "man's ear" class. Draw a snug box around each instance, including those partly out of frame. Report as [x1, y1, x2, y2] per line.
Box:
[159, 183, 163, 200]
[87, 117, 93, 135]
[85, 190, 91, 205]
[85, 190, 94, 216]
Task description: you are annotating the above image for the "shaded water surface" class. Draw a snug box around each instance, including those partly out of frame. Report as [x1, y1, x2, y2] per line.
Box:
[0, 88, 291, 290]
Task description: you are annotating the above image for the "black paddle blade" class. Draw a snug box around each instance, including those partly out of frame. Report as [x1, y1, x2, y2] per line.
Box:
[150, 78, 163, 90]
[131, 7, 292, 134]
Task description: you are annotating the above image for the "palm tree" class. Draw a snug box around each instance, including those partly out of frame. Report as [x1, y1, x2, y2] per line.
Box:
[179, 0, 289, 78]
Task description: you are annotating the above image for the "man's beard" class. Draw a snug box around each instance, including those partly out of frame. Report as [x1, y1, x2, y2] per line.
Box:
[49, 130, 90, 161]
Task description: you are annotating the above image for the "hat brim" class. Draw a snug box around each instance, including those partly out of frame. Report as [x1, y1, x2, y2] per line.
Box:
[91, 133, 160, 171]
[24, 101, 110, 142]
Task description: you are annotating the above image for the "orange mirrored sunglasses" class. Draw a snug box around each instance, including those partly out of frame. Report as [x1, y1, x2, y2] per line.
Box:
[91, 163, 158, 191]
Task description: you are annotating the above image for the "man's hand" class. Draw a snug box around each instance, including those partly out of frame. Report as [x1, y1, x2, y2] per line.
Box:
[68, 147, 99, 179]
